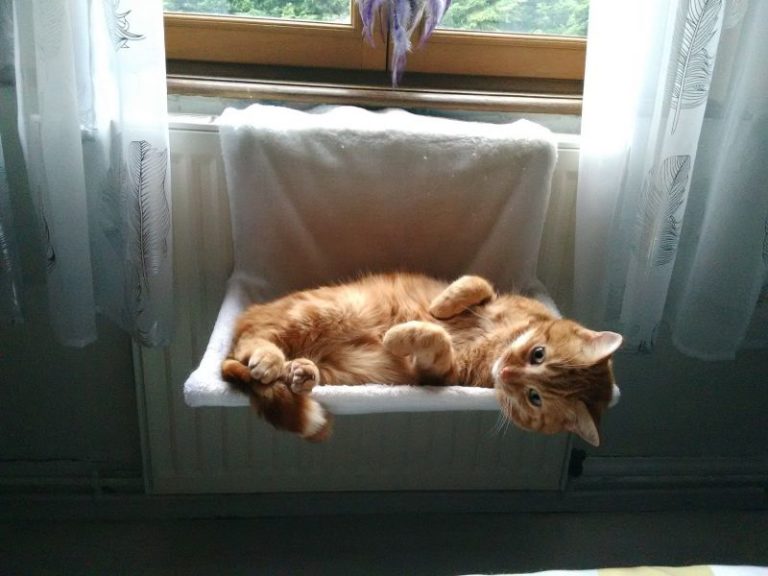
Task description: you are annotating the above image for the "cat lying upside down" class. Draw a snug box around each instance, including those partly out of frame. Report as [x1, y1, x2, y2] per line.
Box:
[222, 273, 622, 446]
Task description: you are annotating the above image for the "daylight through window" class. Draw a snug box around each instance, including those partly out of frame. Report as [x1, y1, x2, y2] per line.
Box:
[163, 0, 589, 82]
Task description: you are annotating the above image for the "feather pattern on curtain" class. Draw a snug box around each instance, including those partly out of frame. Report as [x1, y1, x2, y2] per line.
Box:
[106, 0, 145, 48]
[670, 0, 722, 133]
[637, 155, 691, 267]
[127, 140, 170, 291]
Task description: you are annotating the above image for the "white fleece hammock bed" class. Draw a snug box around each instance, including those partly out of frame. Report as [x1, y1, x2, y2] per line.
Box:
[184, 104, 558, 414]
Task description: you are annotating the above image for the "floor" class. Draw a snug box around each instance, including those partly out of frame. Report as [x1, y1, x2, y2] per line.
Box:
[1, 510, 767, 575]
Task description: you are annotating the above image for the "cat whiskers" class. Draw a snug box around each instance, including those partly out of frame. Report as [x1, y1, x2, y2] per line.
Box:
[490, 412, 512, 437]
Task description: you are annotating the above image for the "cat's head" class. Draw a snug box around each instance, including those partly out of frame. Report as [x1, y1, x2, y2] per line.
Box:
[491, 319, 622, 446]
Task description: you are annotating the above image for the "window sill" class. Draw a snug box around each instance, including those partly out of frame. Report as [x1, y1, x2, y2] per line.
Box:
[166, 60, 582, 116]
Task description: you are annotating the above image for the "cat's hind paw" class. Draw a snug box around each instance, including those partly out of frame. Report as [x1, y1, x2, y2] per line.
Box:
[286, 358, 320, 394]
[383, 321, 455, 375]
[248, 348, 286, 385]
[429, 275, 494, 319]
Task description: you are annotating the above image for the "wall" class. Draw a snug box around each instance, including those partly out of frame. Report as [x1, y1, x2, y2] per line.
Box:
[0, 312, 143, 485]
[601, 342, 768, 459]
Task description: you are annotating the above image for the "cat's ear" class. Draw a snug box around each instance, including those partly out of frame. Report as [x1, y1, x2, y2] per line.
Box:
[582, 330, 623, 363]
[568, 401, 600, 447]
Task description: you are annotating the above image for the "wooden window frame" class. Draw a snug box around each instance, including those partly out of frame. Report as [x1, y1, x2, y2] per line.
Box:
[407, 31, 585, 81]
[164, 12, 386, 71]
[164, 4, 586, 86]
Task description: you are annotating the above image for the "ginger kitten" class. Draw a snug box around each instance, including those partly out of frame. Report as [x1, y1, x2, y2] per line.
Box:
[222, 273, 622, 445]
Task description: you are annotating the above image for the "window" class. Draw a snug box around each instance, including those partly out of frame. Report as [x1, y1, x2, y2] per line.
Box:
[163, 0, 385, 71]
[164, 1, 588, 83]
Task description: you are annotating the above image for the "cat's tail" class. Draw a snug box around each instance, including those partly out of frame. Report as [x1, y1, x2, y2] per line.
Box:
[221, 358, 333, 442]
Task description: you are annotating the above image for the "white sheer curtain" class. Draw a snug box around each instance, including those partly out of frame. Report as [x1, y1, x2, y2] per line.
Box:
[0, 1, 172, 346]
[575, 0, 768, 360]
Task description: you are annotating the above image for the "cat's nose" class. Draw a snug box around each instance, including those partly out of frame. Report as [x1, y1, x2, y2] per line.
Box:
[609, 383, 621, 408]
[500, 366, 519, 383]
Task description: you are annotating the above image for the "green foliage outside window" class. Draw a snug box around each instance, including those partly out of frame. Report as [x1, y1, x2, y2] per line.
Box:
[164, 0, 590, 37]
[164, 0, 351, 22]
[441, 0, 589, 36]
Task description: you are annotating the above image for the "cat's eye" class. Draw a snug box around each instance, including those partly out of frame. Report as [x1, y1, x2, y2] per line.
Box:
[529, 346, 546, 365]
[527, 388, 542, 407]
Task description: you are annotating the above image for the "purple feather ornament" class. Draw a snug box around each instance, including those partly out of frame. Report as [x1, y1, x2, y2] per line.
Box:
[356, 0, 451, 85]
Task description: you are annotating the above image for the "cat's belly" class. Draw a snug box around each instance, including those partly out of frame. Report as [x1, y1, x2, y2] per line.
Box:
[281, 306, 431, 386]
[275, 275, 451, 385]
[311, 340, 416, 385]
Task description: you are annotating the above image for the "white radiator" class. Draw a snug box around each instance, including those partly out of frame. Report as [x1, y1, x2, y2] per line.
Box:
[136, 117, 580, 494]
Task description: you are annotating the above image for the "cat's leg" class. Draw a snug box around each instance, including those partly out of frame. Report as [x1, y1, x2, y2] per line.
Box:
[251, 382, 333, 442]
[383, 321, 455, 378]
[429, 275, 495, 319]
[285, 358, 321, 394]
[225, 341, 330, 441]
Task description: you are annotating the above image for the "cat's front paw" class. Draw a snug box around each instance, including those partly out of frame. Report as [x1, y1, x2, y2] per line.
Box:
[286, 358, 320, 394]
[248, 348, 286, 385]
